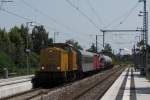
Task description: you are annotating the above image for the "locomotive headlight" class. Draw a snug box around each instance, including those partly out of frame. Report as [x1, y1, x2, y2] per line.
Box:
[41, 66, 45, 70]
[57, 66, 60, 70]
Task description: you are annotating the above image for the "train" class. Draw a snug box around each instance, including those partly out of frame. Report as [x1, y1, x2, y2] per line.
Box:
[32, 43, 113, 88]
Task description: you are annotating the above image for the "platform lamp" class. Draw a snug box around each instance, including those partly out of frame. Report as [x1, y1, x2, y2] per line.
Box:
[26, 21, 35, 75]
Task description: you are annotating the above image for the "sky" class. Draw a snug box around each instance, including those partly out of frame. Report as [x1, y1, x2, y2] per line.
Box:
[0, 0, 150, 54]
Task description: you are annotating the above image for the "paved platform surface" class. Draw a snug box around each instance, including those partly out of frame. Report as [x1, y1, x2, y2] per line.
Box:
[0, 76, 33, 99]
[101, 67, 150, 100]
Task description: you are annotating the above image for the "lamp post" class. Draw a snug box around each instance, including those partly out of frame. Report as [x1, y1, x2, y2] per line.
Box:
[26, 22, 33, 75]
[96, 34, 103, 53]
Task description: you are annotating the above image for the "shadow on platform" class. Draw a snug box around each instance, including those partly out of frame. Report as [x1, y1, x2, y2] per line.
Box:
[135, 87, 150, 94]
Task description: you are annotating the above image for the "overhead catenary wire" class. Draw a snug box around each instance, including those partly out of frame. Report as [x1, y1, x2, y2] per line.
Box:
[104, 2, 140, 29]
[113, 2, 140, 28]
[65, 0, 100, 30]
[21, 0, 81, 35]
[0, 0, 13, 10]
[1, 8, 92, 45]
[114, 41, 135, 44]
[0, 1, 104, 50]
[85, 0, 104, 27]
[20, 0, 92, 42]
[0, 8, 63, 32]
[0, 1, 3, 9]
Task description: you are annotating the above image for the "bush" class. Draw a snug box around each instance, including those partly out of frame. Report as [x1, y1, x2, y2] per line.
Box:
[0, 50, 16, 77]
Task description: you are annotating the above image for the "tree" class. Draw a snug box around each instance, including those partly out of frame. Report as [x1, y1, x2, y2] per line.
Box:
[137, 40, 144, 47]
[9, 26, 24, 65]
[103, 43, 112, 52]
[20, 24, 29, 48]
[9, 26, 23, 46]
[48, 38, 53, 44]
[0, 25, 40, 76]
[66, 39, 83, 50]
[0, 28, 11, 53]
[101, 43, 112, 56]
[31, 25, 48, 53]
[87, 43, 97, 53]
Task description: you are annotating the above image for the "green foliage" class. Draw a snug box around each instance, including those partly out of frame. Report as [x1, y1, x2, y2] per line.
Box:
[101, 43, 112, 56]
[87, 43, 97, 53]
[66, 39, 83, 50]
[32, 25, 48, 54]
[0, 25, 45, 77]
[9, 26, 25, 65]
[146, 64, 150, 80]
[9, 26, 23, 46]
[0, 50, 15, 77]
[99, 43, 132, 65]
[116, 54, 133, 64]
[48, 38, 53, 44]
[29, 52, 39, 68]
[0, 50, 15, 69]
[137, 40, 144, 47]
[20, 24, 29, 48]
[0, 28, 11, 53]
[104, 43, 112, 52]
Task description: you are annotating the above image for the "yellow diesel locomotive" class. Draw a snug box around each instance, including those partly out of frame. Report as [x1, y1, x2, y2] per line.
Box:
[32, 43, 78, 88]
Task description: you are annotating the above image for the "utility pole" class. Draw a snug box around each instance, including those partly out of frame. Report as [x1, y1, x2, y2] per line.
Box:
[103, 31, 105, 48]
[96, 34, 103, 53]
[100, 30, 105, 48]
[144, 0, 148, 76]
[96, 35, 97, 52]
[54, 32, 59, 43]
[139, 0, 148, 76]
[26, 22, 33, 75]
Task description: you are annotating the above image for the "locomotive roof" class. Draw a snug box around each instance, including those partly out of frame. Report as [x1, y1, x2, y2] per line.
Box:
[42, 47, 68, 53]
[48, 43, 76, 49]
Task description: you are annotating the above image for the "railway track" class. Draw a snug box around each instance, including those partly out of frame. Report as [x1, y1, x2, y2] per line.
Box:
[74, 65, 127, 100]
[2, 88, 43, 100]
[2, 65, 127, 100]
[1, 80, 74, 100]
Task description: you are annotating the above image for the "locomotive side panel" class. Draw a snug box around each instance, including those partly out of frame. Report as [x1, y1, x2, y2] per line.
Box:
[60, 51, 68, 72]
[68, 49, 78, 71]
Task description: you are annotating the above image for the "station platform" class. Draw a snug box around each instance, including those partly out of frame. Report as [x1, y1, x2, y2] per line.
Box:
[101, 67, 150, 100]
